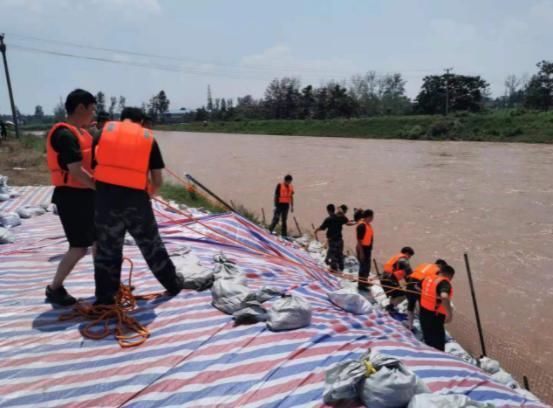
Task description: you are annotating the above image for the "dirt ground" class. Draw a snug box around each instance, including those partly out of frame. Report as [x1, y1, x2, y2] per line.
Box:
[0, 139, 50, 185]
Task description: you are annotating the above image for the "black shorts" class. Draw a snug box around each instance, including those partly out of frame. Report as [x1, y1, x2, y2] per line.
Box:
[382, 276, 404, 299]
[53, 187, 95, 247]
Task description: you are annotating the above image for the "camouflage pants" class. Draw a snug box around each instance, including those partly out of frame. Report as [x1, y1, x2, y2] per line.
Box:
[94, 196, 179, 302]
[325, 238, 344, 271]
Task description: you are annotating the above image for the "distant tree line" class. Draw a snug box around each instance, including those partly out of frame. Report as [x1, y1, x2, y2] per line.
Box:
[9, 59, 552, 126]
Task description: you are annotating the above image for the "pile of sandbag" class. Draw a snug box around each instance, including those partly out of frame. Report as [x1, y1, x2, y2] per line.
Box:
[0, 227, 15, 244]
[445, 341, 478, 366]
[343, 256, 360, 275]
[0, 175, 19, 202]
[16, 205, 46, 219]
[323, 349, 429, 407]
[209, 253, 311, 330]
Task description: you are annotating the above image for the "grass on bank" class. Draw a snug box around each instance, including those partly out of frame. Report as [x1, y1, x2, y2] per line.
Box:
[158, 110, 553, 144]
[158, 183, 264, 226]
[0, 133, 49, 185]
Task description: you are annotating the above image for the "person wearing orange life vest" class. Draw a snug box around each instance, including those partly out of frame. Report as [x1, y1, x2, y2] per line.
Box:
[405, 259, 448, 330]
[356, 209, 374, 291]
[382, 247, 415, 312]
[268, 174, 294, 237]
[92, 107, 184, 305]
[45, 89, 97, 306]
[419, 264, 455, 351]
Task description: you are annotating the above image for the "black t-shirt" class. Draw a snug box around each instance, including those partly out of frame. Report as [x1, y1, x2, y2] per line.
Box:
[50, 127, 84, 170]
[50, 127, 95, 204]
[93, 131, 165, 206]
[437, 280, 452, 296]
[319, 214, 348, 240]
[397, 258, 413, 276]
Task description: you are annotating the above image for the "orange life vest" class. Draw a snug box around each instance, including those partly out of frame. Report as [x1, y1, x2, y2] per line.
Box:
[384, 253, 408, 281]
[410, 263, 440, 281]
[46, 122, 93, 189]
[278, 182, 294, 204]
[420, 275, 453, 316]
[359, 221, 373, 246]
[94, 120, 154, 190]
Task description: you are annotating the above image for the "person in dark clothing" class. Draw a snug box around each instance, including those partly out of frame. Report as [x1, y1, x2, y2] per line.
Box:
[356, 209, 374, 290]
[419, 265, 455, 351]
[0, 120, 7, 140]
[268, 174, 294, 237]
[93, 107, 183, 305]
[314, 204, 349, 271]
[45, 89, 97, 306]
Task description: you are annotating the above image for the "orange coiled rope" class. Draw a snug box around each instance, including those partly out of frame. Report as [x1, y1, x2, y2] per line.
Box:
[59, 258, 161, 348]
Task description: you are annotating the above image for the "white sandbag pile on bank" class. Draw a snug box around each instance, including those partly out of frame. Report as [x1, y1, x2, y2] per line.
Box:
[323, 349, 428, 407]
[171, 249, 214, 291]
[16, 206, 46, 219]
[328, 288, 373, 315]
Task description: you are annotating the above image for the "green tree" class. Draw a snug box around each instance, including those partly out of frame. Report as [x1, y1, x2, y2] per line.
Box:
[108, 96, 117, 119]
[207, 85, 213, 114]
[34, 105, 44, 120]
[415, 74, 489, 114]
[53, 98, 65, 121]
[525, 61, 553, 110]
[157, 90, 170, 117]
[95, 91, 106, 113]
[300, 85, 315, 119]
[118, 96, 126, 113]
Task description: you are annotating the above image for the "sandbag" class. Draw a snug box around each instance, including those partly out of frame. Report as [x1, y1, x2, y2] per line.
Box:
[491, 368, 520, 389]
[328, 288, 373, 315]
[267, 295, 312, 331]
[324, 350, 426, 407]
[16, 206, 46, 219]
[213, 253, 242, 280]
[0, 212, 21, 228]
[479, 357, 500, 374]
[172, 252, 214, 291]
[343, 256, 360, 274]
[0, 193, 9, 202]
[360, 352, 421, 408]
[323, 359, 367, 403]
[255, 286, 283, 302]
[307, 240, 324, 253]
[408, 394, 494, 408]
[0, 227, 15, 244]
[211, 278, 252, 314]
[445, 341, 478, 366]
[232, 299, 268, 324]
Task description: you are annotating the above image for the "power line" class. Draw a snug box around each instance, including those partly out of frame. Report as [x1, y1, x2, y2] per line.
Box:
[6, 31, 443, 76]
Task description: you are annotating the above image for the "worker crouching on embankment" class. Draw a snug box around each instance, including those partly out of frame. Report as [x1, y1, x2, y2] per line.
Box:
[382, 247, 415, 312]
[92, 107, 184, 305]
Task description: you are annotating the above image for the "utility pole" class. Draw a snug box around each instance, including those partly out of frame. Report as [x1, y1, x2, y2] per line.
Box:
[0, 34, 20, 138]
[444, 67, 453, 116]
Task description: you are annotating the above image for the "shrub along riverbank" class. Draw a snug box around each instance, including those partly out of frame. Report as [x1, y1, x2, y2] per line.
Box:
[158, 110, 553, 143]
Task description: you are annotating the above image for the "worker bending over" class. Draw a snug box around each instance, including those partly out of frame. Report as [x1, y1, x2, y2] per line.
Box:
[382, 247, 415, 312]
[93, 107, 184, 305]
[406, 259, 448, 330]
[268, 174, 294, 237]
[419, 264, 455, 351]
[314, 204, 350, 271]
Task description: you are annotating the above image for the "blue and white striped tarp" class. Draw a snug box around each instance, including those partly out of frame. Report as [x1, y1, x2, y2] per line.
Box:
[0, 187, 548, 407]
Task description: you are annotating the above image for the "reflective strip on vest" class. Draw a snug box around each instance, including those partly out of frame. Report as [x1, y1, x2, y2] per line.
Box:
[278, 183, 294, 204]
[46, 122, 93, 189]
[411, 263, 440, 281]
[360, 221, 373, 246]
[94, 121, 154, 190]
[420, 275, 453, 316]
[384, 253, 408, 281]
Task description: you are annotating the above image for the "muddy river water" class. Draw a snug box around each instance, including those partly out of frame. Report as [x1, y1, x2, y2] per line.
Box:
[157, 131, 553, 371]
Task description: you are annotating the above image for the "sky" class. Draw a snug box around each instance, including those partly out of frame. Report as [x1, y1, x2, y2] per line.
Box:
[0, 0, 552, 114]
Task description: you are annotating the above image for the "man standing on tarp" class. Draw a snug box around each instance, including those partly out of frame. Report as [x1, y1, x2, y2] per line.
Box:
[45, 89, 96, 306]
[92, 107, 184, 305]
[268, 174, 294, 237]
